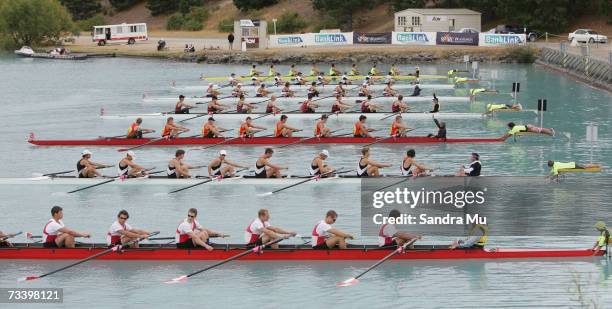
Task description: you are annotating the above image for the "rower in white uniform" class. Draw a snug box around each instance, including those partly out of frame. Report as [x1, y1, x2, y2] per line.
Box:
[43, 206, 90, 248]
[118, 151, 147, 178]
[312, 210, 354, 249]
[245, 209, 296, 249]
[400, 149, 430, 177]
[107, 210, 150, 248]
[167, 149, 196, 178]
[254, 148, 287, 178]
[378, 209, 421, 248]
[176, 208, 227, 251]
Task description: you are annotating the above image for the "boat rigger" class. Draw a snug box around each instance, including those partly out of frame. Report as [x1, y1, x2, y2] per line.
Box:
[141, 95, 470, 104]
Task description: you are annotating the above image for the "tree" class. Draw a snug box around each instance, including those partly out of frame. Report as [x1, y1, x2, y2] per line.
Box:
[146, 0, 179, 16]
[276, 12, 307, 33]
[390, 0, 426, 12]
[233, 0, 278, 11]
[0, 0, 76, 47]
[59, 0, 101, 20]
[109, 0, 142, 11]
[312, 0, 373, 31]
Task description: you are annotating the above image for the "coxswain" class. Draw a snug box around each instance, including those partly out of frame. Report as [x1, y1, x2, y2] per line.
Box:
[265, 96, 282, 114]
[43, 206, 90, 248]
[353, 115, 375, 138]
[450, 222, 488, 249]
[245, 209, 296, 248]
[300, 93, 319, 113]
[357, 147, 391, 177]
[207, 96, 228, 114]
[176, 208, 227, 251]
[329, 63, 341, 76]
[268, 64, 277, 77]
[0, 230, 17, 247]
[309, 63, 320, 77]
[118, 151, 147, 178]
[314, 114, 331, 137]
[409, 85, 421, 97]
[383, 81, 396, 97]
[255, 148, 287, 178]
[401, 149, 430, 177]
[248, 64, 261, 77]
[308, 81, 320, 97]
[426, 118, 446, 139]
[107, 210, 150, 248]
[547, 160, 601, 179]
[287, 64, 299, 77]
[273, 73, 284, 86]
[456, 153, 482, 176]
[502, 122, 555, 140]
[369, 64, 380, 76]
[390, 115, 414, 137]
[206, 83, 220, 97]
[593, 221, 610, 255]
[236, 94, 256, 114]
[256, 84, 269, 97]
[485, 103, 522, 114]
[162, 117, 189, 138]
[389, 64, 401, 76]
[77, 150, 111, 178]
[331, 95, 353, 113]
[274, 115, 302, 137]
[127, 117, 155, 139]
[239, 116, 266, 137]
[294, 72, 306, 85]
[360, 95, 382, 113]
[208, 150, 247, 177]
[232, 83, 245, 97]
[310, 150, 333, 176]
[379, 209, 421, 248]
[391, 95, 410, 113]
[312, 210, 355, 249]
[175, 95, 195, 114]
[357, 83, 370, 97]
[167, 149, 196, 178]
[281, 82, 295, 97]
[227, 73, 238, 86]
[202, 117, 226, 138]
[430, 94, 440, 113]
[349, 63, 359, 76]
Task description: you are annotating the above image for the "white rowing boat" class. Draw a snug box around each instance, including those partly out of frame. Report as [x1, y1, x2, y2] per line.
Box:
[171, 83, 456, 93]
[141, 95, 470, 104]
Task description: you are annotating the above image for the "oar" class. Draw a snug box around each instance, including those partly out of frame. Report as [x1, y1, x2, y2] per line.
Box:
[167, 168, 248, 194]
[275, 128, 345, 149]
[380, 111, 401, 121]
[195, 136, 244, 151]
[361, 129, 415, 148]
[1, 231, 22, 241]
[66, 168, 159, 194]
[257, 169, 342, 197]
[195, 95, 233, 104]
[18, 232, 160, 282]
[178, 113, 213, 123]
[164, 236, 291, 284]
[41, 170, 75, 177]
[252, 108, 300, 121]
[336, 238, 417, 287]
[117, 136, 170, 152]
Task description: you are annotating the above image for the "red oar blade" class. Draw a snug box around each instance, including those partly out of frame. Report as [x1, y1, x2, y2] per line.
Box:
[18, 276, 39, 282]
[336, 278, 359, 287]
[164, 275, 188, 284]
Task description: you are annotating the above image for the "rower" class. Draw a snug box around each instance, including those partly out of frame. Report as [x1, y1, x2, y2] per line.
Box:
[240, 116, 266, 138]
[162, 117, 189, 138]
[266, 96, 282, 114]
[43, 206, 90, 248]
[227, 73, 238, 87]
[202, 117, 226, 138]
[329, 63, 341, 76]
[256, 84, 269, 97]
[207, 96, 228, 114]
[353, 115, 375, 138]
[127, 117, 155, 139]
[430, 94, 440, 113]
[312, 210, 355, 249]
[317, 72, 330, 85]
[281, 82, 295, 97]
[379, 209, 421, 248]
[309, 63, 320, 77]
[390, 64, 400, 76]
[248, 64, 261, 77]
[273, 73, 284, 86]
[383, 81, 396, 97]
[391, 95, 410, 113]
[274, 115, 302, 137]
[341, 74, 352, 85]
[254, 148, 287, 178]
[358, 83, 370, 97]
[360, 95, 382, 113]
[314, 114, 331, 137]
[450, 222, 488, 249]
[208, 150, 247, 177]
[167, 149, 195, 178]
[294, 72, 306, 85]
[547, 160, 601, 179]
[456, 153, 481, 176]
[409, 85, 421, 97]
[206, 83, 220, 97]
[357, 147, 391, 177]
[107, 210, 150, 248]
[501, 122, 555, 140]
[401, 149, 430, 177]
[592, 221, 610, 255]
[118, 151, 147, 178]
[415, 66, 420, 79]
[390, 115, 414, 137]
[369, 64, 380, 76]
[447, 69, 459, 78]
[236, 94, 256, 114]
[232, 83, 245, 97]
[308, 81, 319, 97]
[175, 95, 195, 114]
[250, 76, 261, 87]
[245, 209, 296, 249]
[0, 231, 17, 247]
[300, 93, 319, 113]
[486, 103, 522, 114]
[176, 208, 227, 251]
[268, 64, 277, 77]
[310, 150, 333, 176]
[287, 64, 298, 77]
[331, 95, 353, 113]
[77, 150, 111, 178]
[426, 118, 446, 139]
[349, 63, 359, 76]
[333, 82, 346, 97]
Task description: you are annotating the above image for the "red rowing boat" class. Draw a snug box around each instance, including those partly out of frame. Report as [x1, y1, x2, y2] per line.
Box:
[28, 136, 504, 147]
[0, 244, 602, 260]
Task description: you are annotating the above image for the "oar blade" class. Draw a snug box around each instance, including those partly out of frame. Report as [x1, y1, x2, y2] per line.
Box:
[336, 278, 359, 287]
[18, 276, 40, 282]
[257, 192, 273, 197]
[164, 275, 188, 284]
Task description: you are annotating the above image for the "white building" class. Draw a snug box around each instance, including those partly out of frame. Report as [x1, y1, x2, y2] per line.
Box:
[394, 8, 481, 32]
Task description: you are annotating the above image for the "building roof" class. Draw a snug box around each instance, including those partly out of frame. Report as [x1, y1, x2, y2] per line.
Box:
[395, 8, 481, 16]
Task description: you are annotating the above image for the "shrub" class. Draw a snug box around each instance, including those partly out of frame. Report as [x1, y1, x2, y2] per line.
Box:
[166, 13, 184, 30]
[504, 46, 537, 63]
[109, 0, 142, 11]
[275, 12, 307, 34]
[185, 6, 209, 23]
[77, 14, 106, 32]
[313, 15, 342, 33]
[217, 18, 234, 33]
[165, 6, 208, 31]
[183, 19, 203, 31]
[233, 0, 278, 11]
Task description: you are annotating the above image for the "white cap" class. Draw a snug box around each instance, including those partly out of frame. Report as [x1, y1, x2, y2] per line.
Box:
[208, 83, 213, 86]
[82, 149, 92, 156]
[320, 150, 330, 157]
[219, 150, 227, 156]
[237, 83, 243, 86]
[251, 77, 257, 80]
[126, 151, 135, 159]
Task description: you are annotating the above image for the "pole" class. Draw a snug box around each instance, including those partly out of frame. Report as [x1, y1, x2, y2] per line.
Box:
[272, 19, 277, 35]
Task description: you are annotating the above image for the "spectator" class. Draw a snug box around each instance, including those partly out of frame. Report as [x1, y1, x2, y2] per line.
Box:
[228, 33, 235, 50]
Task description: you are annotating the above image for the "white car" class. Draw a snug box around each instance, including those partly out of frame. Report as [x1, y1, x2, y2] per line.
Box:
[455, 28, 479, 34]
[568, 29, 608, 44]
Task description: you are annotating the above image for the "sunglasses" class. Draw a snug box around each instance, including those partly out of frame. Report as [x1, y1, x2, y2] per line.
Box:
[188, 214, 196, 218]
[119, 216, 128, 220]
[331, 217, 337, 223]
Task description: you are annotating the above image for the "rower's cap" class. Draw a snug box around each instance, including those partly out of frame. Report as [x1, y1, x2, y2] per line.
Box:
[320, 150, 330, 158]
[82, 149, 92, 156]
[237, 83, 243, 86]
[208, 83, 213, 86]
[595, 221, 606, 230]
[251, 77, 257, 80]
[127, 151, 135, 159]
[219, 150, 227, 156]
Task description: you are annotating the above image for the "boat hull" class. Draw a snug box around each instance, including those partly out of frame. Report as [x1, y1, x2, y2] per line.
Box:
[201, 74, 448, 82]
[173, 83, 455, 93]
[141, 95, 469, 104]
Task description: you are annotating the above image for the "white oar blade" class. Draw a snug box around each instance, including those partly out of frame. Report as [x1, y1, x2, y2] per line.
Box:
[257, 192, 273, 197]
[153, 192, 169, 197]
[52, 192, 69, 197]
[336, 278, 359, 287]
[164, 275, 188, 284]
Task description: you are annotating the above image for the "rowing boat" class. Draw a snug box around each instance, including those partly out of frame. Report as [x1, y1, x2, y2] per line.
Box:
[200, 74, 449, 82]
[559, 167, 603, 173]
[172, 83, 455, 93]
[28, 136, 504, 147]
[141, 95, 469, 104]
[0, 243, 602, 260]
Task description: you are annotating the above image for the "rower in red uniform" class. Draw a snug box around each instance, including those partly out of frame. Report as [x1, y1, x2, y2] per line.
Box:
[391, 95, 409, 113]
[175, 95, 195, 114]
[202, 117, 226, 138]
[254, 148, 287, 178]
[161, 117, 189, 138]
[310, 150, 333, 176]
[357, 147, 391, 177]
[333, 82, 346, 97]
[239, 116, 266, 138]
[176, 208, 227, 251]
[232, 83, 245, 97]
[390, 115, 413, 137]
[118, 151, 147, 178]
[300, 93, 319, 113]
[265, 95, 282, 114]
[274, 115, 302, 137]
[378, 209, 421, 248]
[206, 83, 220, 97]
[77, 150, 111, 178]
[245, 209, 296, 249]
[360, 95, 382, 113]
[308, 82, 319, 97]
[167, 149, 196, 178]
[127, 117, 155, 139]
[312, 210, 354, 250]
[256, 84, 269, 97]
[353, 115, 375, 138]
[357, 83, 370, 97]
[207, 96, 229, 114]
[331, 95, 352, 113]
[383, 82, 397, 97]
[281, 82, 295, 97]
[208, 150, 247, 177]
[314, 114, 331, 137]
[43, 206, 90, 248]
[107, 210, 150, 248]
[236, 94, 256, 114]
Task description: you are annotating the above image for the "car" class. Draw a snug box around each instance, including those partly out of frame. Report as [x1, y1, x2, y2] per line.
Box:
[495, 25, 539, 42]
[568, 29, 608, 44]
[455, 28, 479, 34]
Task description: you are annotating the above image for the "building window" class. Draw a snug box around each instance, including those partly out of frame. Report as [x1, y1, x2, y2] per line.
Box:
[411, 16, 420, 26]
[398, 16, 406, 26]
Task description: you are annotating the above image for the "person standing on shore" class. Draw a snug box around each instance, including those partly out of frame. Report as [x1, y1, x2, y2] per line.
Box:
[227, 33, 234, 50]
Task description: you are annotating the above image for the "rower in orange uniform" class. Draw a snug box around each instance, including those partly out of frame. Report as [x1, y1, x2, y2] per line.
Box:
[77, 150, 112, 178]
[107, 210, 150, 248]
[245, 209, 296, 249]
[274, 115, 302, 137]
[202, 117, 226, 138]
[312, 210, 354, 249]
[161, 117, 189, 138]
[314, 114, 331, 137]
[239, 116, 266, 138]
[254, 148, 287, 178]
[175, 95, 195, 114]
[208, 150, 247, 177]
[390, 115, 414, 137]
[118, 151, 147, 178]
[353, 115, 375, 138]
[176, 208, 228, 251]
[300, 93, 319, 113]
[127, 118, 155, 139]
[310, 150, 333, 176]
[43, 206, 90, 248]
[357, 147, 391, 177]
[331, 95, 353, 113]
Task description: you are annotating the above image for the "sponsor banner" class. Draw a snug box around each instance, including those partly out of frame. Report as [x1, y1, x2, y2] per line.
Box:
[426, 15, 447, 22]
[391, 32, 436, 45]
[245, 37, 259, 48]
[268, 34, 307, 48]
[436, 32, 479, 46]
[308, 32, 353, 45]
[479, 33, 526, 46]
[353, 32, 392, 44]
